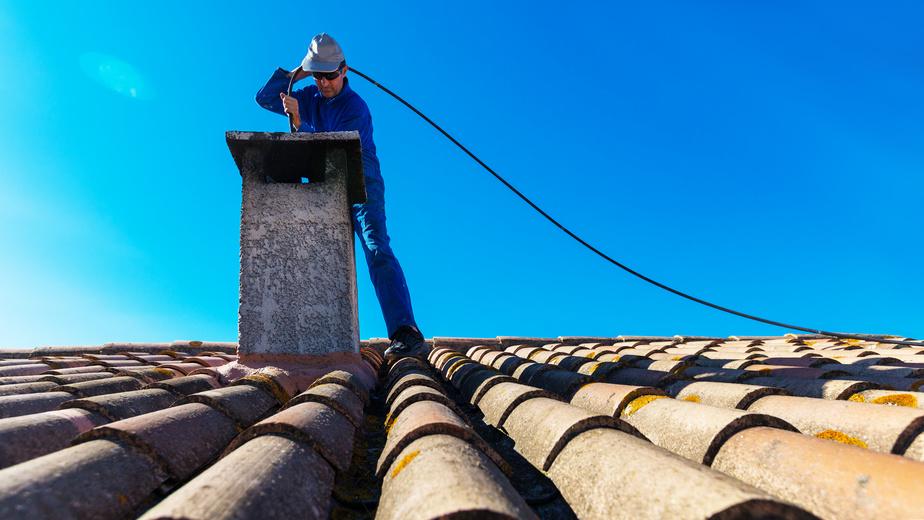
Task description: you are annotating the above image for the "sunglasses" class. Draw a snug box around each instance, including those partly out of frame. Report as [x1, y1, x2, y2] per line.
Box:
[311, 68, 343, 81]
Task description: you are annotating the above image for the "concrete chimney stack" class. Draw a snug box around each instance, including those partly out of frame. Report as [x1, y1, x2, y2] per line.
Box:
[226, 131, 366, 358]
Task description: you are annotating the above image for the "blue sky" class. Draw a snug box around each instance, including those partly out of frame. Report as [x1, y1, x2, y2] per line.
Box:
[1, 1, 922, 347]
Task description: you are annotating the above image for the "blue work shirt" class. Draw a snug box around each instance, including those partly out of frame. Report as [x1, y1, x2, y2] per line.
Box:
[255, 68, 384, 192]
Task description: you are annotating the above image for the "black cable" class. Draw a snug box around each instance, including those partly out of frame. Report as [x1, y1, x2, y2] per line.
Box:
[286, 68, 299, 132]
[347, 67, 923, 348]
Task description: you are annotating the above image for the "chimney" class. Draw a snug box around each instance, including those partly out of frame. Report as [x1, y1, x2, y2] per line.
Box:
[226, 131, 366, 357]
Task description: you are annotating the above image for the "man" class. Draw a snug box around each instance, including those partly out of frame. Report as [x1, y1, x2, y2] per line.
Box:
[255, 33, 427, 360]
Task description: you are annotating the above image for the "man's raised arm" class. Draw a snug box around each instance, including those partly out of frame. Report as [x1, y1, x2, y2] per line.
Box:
[254, 68, 295, 116]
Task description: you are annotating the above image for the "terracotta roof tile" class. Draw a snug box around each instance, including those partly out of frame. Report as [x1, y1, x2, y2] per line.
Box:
[286, 382, 364, 427]
[619, 396, 798, 465]
[547, 354, 595, 372]
[184, 355, 228, 367]
[377, 434, 536, 520]
[746, 376, 879, 400]
[712, 426, 924, 519]
[515, 366, 590, 399]
[494, 354, 529, 374]
[0, 359, 44, 366]
[78, 402, 238, 481]
[36, 372, 113, 385]
[835, 374, 924, 391]
[62, 388, 177, 422]
[0, 408, 108, 469]
[43, 365, 110, 375]
[157, 362, 212, 375]
[502, 396, 637, 471]
[0, 364, 51, 377]
[229, 401, 355, 472]
[376, 399, 507, 478]
[0, 392, 73, 419]
[547, 427, 808, 519]
[385, 385, 457, 424]
[42, 357, 94, 369]
[477, 381, 560, 428]
[0, 439, 168, 518]
[309, 369, 371, 405]
[0, 381, 58, 396]
[145, 374, 219, 397]
[601, 366, 680, 387]
[384, 372, 442, 409]
[56, 375, 144, 397]
[682, 366, 756, 383]
[666, 380, 789, 409]
[570, 382, 666, 417]
[576, 360, 621, 379]
[454, 367, 516, 405]
[181, 385, 278, 429]
[110, 366, 176, 383]
[138, 434, 336, 520]
[746, 395, 924, 457]
[0, 374, 43, 385]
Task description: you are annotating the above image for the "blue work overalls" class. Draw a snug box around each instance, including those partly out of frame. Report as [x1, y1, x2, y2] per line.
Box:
[256, 69, 418, 338]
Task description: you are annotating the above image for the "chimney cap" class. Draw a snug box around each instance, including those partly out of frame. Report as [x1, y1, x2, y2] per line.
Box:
[226, 131, 366, 204]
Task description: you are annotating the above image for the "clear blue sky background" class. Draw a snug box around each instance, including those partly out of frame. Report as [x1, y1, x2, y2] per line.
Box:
[2, 1, 922, 347]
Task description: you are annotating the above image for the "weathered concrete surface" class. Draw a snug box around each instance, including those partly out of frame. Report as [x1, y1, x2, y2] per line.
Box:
[228, 131, 364, 357]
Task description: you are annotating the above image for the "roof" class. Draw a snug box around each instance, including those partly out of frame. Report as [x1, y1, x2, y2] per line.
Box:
[1, 334, 924, 519]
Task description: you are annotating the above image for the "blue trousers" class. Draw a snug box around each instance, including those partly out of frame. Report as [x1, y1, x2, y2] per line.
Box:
[351, 182, 418, 338]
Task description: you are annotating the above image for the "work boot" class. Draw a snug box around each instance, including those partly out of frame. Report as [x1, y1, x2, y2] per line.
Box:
[384, 326, 429, 361]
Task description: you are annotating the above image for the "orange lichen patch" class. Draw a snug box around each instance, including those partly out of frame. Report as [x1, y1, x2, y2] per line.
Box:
[853, 393, 919, 408]
[622, 395, 668, 417]
[390, 449, 420, 478]
[154, 367, 177, 378]
[816, 430, 868, 449]
[872, 394, 918, 407]
[848, 392, 921, 408]
[384, 415, 396, 435]
[682, 394, 701, 403]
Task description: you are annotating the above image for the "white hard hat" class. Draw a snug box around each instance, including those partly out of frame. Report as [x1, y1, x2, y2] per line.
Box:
[301, 33, 345, 72]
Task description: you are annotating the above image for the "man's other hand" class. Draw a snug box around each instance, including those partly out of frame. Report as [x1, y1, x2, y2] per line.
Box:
[280, 93, 301, 128]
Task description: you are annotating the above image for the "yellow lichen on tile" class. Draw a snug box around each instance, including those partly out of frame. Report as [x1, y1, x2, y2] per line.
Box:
[622, 395, 668, 417]
[682, 394, 701, 403]
[585, 362, 600, 374]
[384, 416, 396, 435]
[816, 430, 868, 449]
[154, 368, 176, 378]
[671, 355, 683, 361]
[244, 373, 290, 403]
[872, 394, 918, 408]
[848, 393, 866, 403]
[390, 449, 420, 479]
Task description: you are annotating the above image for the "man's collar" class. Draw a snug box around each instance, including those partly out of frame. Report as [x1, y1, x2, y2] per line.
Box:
[325, 77, 352, 103]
